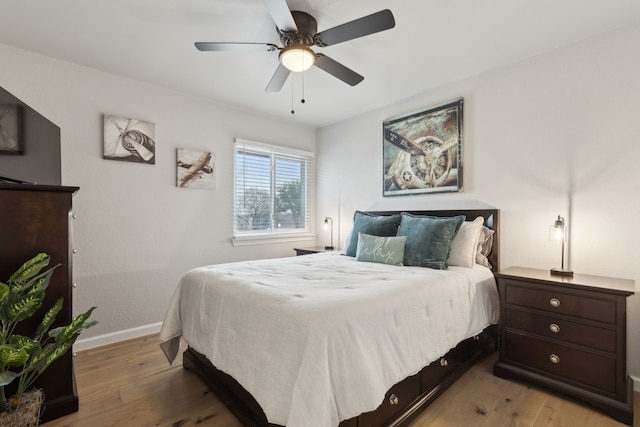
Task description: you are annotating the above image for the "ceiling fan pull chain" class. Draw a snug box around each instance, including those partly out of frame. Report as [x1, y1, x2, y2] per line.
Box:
[291, 76, 295, 114]
[301, 70, 306, 104]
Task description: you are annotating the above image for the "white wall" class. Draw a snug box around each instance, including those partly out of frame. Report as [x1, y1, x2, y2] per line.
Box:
[317, 23, 640, 385]
[0, 44, 316, 345]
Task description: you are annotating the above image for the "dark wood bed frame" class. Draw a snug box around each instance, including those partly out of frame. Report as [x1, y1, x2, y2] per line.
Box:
[183, 208, 500, 427]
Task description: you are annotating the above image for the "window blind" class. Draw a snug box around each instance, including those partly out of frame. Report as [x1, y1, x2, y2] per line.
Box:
[234, 139, 312, 237]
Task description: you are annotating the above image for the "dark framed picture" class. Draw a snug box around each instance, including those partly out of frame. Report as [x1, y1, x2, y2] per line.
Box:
[0, 105, 23, 155]
[103, 115, 156, 164]
[383, 98, 463, 196]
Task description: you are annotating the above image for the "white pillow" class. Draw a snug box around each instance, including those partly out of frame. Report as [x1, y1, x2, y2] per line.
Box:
[448, 216, 484, 268]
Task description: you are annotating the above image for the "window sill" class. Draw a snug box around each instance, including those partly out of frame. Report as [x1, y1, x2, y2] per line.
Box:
[231, 232, 315, 247]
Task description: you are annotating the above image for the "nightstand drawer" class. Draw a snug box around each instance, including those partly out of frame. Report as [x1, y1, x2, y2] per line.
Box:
[505, 331, 616, 393]
[505, 308, 616, 352]
[504, 281, 615, 323]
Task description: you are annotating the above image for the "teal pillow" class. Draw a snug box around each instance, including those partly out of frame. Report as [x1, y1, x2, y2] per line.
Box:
[355, 233, 407, 265]
[397, 213, 465, 269]
[345, 211, 401, 257]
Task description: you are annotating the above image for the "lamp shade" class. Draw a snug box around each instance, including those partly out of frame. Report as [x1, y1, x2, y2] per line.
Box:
[280, 45, 316, 72]
[549, 216, 566, 242]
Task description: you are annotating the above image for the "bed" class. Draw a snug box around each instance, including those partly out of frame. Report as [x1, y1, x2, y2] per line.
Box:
[159, 208, 500, 427]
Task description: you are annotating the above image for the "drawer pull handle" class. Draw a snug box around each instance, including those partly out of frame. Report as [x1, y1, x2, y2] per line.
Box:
[549, 354, 560, 364]
[549, 323, 560, 333]
[549, 298, 561, 308]
[440, 358, 449, 367]
[389, 394, 399, 405]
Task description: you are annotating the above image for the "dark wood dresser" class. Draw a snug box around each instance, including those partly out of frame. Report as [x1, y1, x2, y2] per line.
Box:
[0, 183, 79, 422]
[493, 266, 635, 425]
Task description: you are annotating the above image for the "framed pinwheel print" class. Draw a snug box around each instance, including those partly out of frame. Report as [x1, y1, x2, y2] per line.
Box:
[103, 115, 156, 164]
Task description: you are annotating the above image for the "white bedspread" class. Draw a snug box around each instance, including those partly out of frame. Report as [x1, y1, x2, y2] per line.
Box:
[159, 253, 499, 427]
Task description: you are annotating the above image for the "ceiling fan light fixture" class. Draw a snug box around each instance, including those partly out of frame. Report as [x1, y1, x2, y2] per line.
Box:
[279, 45, 315, 72]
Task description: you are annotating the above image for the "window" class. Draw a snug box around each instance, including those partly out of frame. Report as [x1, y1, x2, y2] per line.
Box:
[234, 139, 313, 240]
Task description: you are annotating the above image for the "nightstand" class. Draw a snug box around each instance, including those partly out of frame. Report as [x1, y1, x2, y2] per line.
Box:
[293, 246, 339, 256]
[493, 267, 635, 425]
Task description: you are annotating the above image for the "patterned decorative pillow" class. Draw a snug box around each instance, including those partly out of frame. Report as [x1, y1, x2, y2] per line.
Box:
[475, 226, 495, 268]
[355, 233, 407, 265]
[344, 211, 401, 257]
[396, 213, 465, 269]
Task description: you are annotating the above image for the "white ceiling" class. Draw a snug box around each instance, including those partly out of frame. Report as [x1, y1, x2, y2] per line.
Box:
[2, 0, 640, 128]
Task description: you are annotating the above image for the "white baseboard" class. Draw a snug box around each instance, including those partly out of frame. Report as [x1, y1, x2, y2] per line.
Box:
[73, 322, 163, 352]
[632, 375, 640, 392]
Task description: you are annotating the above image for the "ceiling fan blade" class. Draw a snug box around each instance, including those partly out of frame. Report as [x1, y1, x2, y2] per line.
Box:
[195, 42, 278, 52]
[263, 0, 298, 32]
[315, 9, 395, 47]
[314, 54, 364, 86]
[265, 63, 291, 92]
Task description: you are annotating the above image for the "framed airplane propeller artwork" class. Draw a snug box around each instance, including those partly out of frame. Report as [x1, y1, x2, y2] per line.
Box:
[103, 115, 156, 164]
[383, 98, 463, 196]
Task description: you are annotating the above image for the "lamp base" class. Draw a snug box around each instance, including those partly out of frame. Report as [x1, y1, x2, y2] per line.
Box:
[551, 267, 573, 277]
[324, 246, 335, 250]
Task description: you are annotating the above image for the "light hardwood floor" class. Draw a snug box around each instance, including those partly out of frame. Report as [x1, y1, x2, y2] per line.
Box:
[42, 334, 638, 426]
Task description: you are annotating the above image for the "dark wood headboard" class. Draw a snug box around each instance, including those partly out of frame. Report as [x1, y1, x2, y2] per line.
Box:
[365, 208, 499, 273]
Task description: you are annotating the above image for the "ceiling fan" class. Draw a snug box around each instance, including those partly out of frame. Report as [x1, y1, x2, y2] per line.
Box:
[195, 0, 395, 92]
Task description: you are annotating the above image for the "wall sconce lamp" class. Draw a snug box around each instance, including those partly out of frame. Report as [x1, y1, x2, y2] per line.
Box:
[323, 217, 334, 250]
[549, 215, 573, 276]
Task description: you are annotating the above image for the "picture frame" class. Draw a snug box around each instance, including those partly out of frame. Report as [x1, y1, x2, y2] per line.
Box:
[103, 115, 156, 164]
[383, 98, 463, 196]
[0, 104, 23, 155]
[176, 148, 215, 190]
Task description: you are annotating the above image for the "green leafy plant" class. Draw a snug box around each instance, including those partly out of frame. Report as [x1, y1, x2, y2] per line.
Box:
[0, 253, 97, 414]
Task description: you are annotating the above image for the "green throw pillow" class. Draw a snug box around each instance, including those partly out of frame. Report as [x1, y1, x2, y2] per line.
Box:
[345, 211, 401, 257]
[355, 233, 407, 265]
[396, 213, 465, 269]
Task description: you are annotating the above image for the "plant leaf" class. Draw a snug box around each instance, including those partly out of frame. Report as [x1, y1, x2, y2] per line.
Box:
[0, 282, 9, 322]
[38, 340, 74, 374]
[4, 293, 44, 324]
[15, 266, 58, 296]
[0, 370, 18, 387]
[9, 335, 40, 355]
[36, 298, 63, 339]
[51, 307, 97, 344]
[8, 253, 50, 284]
[0, 345, 29, 369]
[0, 282, 9, 303]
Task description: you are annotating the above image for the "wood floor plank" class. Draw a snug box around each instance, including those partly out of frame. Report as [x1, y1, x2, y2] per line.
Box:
[41, 335, 638, 426]
[493, 379, 549, 425]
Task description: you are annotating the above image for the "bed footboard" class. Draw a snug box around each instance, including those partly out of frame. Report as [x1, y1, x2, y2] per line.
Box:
[183, 325, 497, 427]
